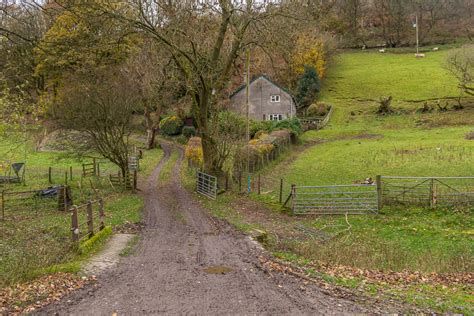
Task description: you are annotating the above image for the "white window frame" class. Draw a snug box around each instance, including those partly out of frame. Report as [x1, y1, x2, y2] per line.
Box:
[268, 114, 283, 121]
[270, 95, 281, 103]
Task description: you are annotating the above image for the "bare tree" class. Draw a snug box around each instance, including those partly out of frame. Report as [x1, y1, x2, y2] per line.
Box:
[56, 67, 139, 177]
[122, 42, 179, 149]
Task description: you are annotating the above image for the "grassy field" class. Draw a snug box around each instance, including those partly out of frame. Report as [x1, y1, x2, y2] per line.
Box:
[0, 134, 163, 288]
[320, 50, 460, 102]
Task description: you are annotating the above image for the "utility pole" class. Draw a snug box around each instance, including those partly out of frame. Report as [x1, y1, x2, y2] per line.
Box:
[414, 15, 419, 55]
[245, 48, 251, 193]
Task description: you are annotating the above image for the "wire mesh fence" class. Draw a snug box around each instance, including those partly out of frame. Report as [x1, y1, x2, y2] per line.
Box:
[0, 160, 132, 222]
[381, 176, 474, 208]
[204, 171, 474, 214]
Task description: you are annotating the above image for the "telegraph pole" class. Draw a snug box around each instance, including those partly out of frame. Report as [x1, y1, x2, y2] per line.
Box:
[415, 15, 419, 55]
[245, 48, 251, 193]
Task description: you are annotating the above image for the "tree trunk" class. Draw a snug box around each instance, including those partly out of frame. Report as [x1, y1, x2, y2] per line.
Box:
[147, 128, 156, 150]
[144, 104, 158, 149]
[194, 88, 217, 173]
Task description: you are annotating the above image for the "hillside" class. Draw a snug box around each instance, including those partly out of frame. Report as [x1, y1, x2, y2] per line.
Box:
[284, 49, 474, 187]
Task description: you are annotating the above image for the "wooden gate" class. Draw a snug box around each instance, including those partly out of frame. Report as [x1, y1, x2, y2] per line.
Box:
[196, 171, 217, 200]
[291, 184, 378, 215]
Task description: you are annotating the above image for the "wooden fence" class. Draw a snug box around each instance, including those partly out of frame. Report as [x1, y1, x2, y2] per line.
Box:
[108, 171, 137, 191]
[70, 199, 105, 242]
[1, 186, 72, 221]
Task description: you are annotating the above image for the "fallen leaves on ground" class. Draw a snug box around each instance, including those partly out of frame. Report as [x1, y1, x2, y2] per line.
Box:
[0, 273, 93, 315]
[260, 256, 473, 287]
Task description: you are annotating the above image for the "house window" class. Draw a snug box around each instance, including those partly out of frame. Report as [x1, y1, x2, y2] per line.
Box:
[268, 114, 283, 121]
[270, 95, 280, 102]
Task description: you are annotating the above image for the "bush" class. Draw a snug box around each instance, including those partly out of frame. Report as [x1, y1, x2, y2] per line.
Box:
[307, 102, 329, 117]
[177, 135, 188, 144]
[377, 96, 394, 115]
[250, 120, 273, 138]
[254, 131, 269, 140]
[295, 65, 321, 112]
[273, 117, 302, 135]
[270, 129, 293, 146]
[159, 116, 183, 135]
[185, 137, 203, 166]
[250, 117, 302, 138]
[182, 126, 196, 138]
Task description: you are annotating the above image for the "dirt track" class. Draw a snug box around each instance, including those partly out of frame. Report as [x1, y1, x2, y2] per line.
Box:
[37, 143, 400, 315]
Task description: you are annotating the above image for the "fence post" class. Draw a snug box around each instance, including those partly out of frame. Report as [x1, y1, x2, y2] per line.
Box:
[69, 166, 73, 181]
[258, 174, 261, 195]
[376, 175, 383, 211]
[290, 184, 296, 214]
[225, 172, 229, 191]
[238, 171, 242, 193]
[247, 174, 251, 194]
[93, 158, 97, 176]
[429, 178, 436, 208]
[58, 186, 64, 211]
[1, 191, 4, 221]
[48, 167, 52, 184]
[65, 171, 68, 185]
[97, 162, 100, 177]
[133, 170, 138, 192]
[87, 201, 94, 238]
[71, 206, 79, 242]
[99, 198, 105, 230]
[279, 178, 283, 204]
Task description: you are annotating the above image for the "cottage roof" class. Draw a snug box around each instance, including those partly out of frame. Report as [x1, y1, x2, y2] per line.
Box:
[229, 75, 295, 99]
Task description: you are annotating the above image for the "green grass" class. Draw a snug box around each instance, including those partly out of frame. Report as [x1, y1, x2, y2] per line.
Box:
[321, 50, 459, 102]
[282, 128, 473, 188]
[277, 207, 473, 273]
[0, 190, 145, 288]
[159, 150, 179, 182]
[139, 146, 164, 177]
[119, 235, 140, 257]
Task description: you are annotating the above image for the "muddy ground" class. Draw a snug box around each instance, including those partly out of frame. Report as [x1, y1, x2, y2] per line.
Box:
[37, 143, 409, 315]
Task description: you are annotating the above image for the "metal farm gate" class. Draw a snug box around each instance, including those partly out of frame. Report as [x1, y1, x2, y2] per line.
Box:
[380, 176, 474, 208]
[291, 184, 379, 215]
[196, 171, 217, 200]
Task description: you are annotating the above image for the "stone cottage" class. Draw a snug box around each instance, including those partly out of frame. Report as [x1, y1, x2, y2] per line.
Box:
[229, 75, 297, 121]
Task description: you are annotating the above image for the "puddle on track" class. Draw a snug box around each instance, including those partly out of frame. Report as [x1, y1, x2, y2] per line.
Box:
[203, 266, 233, 275]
